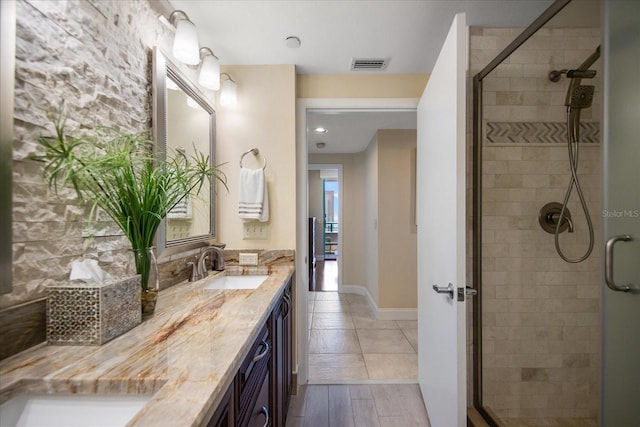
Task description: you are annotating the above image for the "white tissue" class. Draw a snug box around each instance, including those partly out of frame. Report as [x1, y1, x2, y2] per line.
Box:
[69, 259, 113, 283]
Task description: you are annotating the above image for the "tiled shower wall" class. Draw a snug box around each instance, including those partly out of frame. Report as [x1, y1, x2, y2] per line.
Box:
[470, 27, 601, 421]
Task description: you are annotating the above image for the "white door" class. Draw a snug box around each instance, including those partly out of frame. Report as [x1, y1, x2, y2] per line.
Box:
[602, 1, 640, 425]
[417, 13, 468, 427]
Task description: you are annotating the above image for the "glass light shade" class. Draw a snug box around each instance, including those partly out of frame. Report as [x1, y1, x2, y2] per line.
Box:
[172, 19, 200, 65]
[220, 79, 237, 106]
[198, 54, 220, 90]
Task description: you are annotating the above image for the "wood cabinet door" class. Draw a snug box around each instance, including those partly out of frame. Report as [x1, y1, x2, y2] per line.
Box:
[207, 382, 235, 427]
[271, 281, 293, 427]
[282, 286, 293, 419]
[247, 373, 270, 427]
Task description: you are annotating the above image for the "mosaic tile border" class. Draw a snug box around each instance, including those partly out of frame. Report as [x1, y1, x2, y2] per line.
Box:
[486, 121, 600, 144]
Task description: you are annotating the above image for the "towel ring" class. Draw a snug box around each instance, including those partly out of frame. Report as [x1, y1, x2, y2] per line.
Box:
[240, 148, 267, 170]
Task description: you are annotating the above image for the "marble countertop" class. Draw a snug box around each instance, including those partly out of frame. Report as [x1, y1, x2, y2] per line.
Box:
[0, 263, 294, 427]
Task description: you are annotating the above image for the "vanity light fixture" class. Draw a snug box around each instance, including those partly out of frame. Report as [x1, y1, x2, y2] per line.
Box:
[220, 73, 237, 106]
[313, 127, 328, 133]
[198, 47, 220, 90]
[169, 10, 200, 65]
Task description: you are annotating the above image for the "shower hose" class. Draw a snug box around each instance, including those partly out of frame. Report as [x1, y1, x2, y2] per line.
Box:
[554, 107, 595, 263]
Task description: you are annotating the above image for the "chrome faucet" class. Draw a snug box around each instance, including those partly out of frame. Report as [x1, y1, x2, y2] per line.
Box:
[196, 251, 210, 280]
[197, 245, 226, 278]
[186, 257, 201, 282]
[186, 244, 226, 282]
[207, 246, 225, 271]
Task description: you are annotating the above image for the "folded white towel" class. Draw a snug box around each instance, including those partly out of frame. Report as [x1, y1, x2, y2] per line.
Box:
[167, 195, 192, 219]
[239, 167, 269, 222]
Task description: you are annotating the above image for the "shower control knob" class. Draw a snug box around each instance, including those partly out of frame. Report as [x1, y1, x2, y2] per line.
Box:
[539, 202, 573, 234]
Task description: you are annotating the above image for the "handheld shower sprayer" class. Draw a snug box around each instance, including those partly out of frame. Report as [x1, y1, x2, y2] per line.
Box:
[541, 45, 600, 263]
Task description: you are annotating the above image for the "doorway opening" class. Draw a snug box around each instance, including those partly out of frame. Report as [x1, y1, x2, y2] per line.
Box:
[303, 107, 418, 384]
[308, 165, 340, 292]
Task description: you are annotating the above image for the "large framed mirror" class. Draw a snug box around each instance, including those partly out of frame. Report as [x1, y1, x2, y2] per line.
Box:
[152, 48, 217, 258]
[0, 0, 16, 294]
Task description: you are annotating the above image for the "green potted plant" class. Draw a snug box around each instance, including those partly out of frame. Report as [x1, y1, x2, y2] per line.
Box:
[33, 115, 227, 314]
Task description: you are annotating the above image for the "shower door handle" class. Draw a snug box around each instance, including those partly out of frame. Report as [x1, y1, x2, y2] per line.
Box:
[604, 235, 632, 292]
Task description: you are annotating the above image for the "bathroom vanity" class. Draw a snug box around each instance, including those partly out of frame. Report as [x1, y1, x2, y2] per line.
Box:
[0, 263, 294, 427]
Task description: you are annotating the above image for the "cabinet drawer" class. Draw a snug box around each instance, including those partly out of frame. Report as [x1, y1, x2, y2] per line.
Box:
[238, 323, 271, 426]
[247, 373, 270, 427]
[238, 324, 270, 390]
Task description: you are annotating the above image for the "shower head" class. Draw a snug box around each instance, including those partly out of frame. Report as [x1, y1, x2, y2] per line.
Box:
[549, 69, 597, 82]
[567, 69, 597, 79]
[550, 45, 601, 83]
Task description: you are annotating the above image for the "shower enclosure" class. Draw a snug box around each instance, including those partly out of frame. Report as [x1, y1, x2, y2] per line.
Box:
[471, 1, 602, 425]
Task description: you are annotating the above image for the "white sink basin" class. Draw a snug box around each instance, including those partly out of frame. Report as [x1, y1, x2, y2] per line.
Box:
[203, 274, 269, 290]
[0, 394, 152, 427]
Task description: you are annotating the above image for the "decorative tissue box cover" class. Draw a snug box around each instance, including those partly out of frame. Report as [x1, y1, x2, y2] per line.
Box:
[47, 275, 142, 345]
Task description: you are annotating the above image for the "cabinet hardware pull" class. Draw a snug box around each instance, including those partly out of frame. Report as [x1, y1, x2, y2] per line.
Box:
[260, 406, 270, 427]
[252, 339, 270, 363]
[243, 339, 270, 382]
[283, 295, 290, 318]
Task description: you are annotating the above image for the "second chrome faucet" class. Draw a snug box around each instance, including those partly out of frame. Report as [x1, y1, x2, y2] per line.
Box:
[188, 244, 226, 282]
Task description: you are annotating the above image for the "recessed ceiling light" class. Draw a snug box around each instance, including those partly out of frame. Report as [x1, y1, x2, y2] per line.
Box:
[316, 142, 326, 149]
[313, 127, 328, 134]
[285, 36, 301, 49]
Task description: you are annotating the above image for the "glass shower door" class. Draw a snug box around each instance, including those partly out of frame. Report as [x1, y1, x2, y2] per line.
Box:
[601, 1, 640, 425]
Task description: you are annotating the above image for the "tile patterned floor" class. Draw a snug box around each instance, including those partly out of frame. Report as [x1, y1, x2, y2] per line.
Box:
[308, 291, 418, 382]
[286, 384, 431, 427]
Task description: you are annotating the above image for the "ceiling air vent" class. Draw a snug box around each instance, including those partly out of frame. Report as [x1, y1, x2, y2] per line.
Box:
[351, 58, 389, 71]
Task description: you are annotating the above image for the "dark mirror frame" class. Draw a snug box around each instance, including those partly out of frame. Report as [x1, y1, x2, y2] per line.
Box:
[0, 1, 16, 295]
[152, 47, 217, 259]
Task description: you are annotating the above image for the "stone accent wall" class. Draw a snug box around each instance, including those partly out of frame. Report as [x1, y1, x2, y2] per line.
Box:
[470, 27, 601, 423]
[6, 0, 172, 308]
[0, 0, 186, 358]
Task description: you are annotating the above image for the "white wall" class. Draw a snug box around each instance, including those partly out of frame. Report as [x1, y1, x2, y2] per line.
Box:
[377, 130, 417, 309]
[364, 135, 379, 305]
[217, 65, 296, 249]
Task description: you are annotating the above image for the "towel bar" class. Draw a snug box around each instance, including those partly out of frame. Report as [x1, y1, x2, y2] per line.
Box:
[240, 148, 267, 170]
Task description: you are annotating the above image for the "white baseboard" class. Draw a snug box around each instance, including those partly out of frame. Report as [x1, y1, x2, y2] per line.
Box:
[339, 285, 417, 321]
[340, 284, 368, 296]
